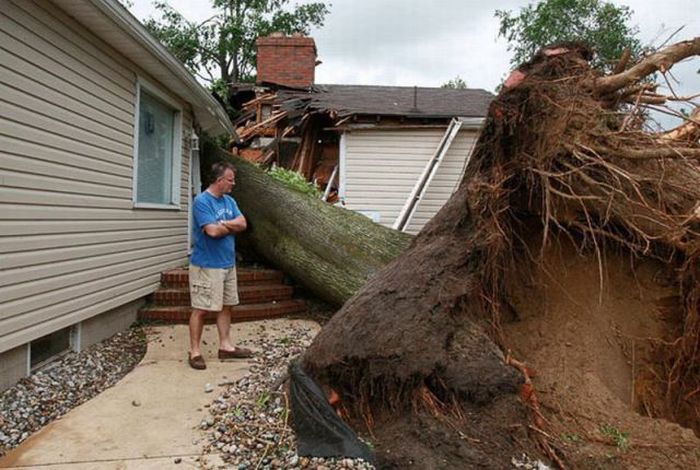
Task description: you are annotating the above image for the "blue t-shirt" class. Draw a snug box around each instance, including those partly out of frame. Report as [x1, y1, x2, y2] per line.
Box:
[190, 191, 243, 269]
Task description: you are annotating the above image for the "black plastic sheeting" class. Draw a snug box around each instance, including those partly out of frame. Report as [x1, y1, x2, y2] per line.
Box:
[288, 360, 374, 464]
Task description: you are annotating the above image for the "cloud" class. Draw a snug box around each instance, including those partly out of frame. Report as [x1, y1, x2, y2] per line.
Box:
[130, 0, 698, 125]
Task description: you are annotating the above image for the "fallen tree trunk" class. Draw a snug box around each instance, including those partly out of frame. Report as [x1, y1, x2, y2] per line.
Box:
[301, 40, 700, 468]
[208, 147, 412, 306]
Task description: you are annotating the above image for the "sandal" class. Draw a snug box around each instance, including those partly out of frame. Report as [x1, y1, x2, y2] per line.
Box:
[188, 354, 206, 370]
[218, 347, 253, 360]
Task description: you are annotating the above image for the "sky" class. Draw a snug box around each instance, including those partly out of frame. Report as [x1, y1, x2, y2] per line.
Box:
[128, 0, 698, 125]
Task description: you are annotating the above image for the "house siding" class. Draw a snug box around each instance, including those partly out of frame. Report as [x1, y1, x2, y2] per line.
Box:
[0, 0, 193, 353]
[342, 127, 477, 234]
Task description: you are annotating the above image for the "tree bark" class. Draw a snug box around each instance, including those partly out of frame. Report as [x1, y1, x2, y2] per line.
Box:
[595, 38, 700, 95]
[210, 147, 412, 306]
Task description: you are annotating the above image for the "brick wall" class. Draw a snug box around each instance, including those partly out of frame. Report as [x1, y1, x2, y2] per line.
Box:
[256, 34, 317, 88]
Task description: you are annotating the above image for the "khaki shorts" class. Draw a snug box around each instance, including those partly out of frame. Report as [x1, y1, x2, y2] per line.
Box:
[189, 265, 239, 312]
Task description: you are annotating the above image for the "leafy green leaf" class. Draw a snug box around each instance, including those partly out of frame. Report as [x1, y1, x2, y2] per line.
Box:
[141, 0, 329, 114]
[495, 0, 643, 73]
[267, 167, 322, 197]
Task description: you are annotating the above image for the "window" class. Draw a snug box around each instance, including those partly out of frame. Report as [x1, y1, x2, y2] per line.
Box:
[134, 81, 182, 207]
[30, 326, 73, 370]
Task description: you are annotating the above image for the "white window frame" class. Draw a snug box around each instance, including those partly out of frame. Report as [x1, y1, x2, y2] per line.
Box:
[132, 77, 183, 209]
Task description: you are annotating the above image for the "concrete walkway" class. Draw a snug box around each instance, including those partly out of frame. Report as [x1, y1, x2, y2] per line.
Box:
[0, 319, 318, 469]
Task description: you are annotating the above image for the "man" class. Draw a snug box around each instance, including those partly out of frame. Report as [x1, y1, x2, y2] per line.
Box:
[188, 161, 252, 370]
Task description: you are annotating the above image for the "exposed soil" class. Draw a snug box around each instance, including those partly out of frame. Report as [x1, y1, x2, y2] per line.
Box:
[505, 237, 700, 468]
[368, 397, 535, 469]
[299, 42, 700, 469]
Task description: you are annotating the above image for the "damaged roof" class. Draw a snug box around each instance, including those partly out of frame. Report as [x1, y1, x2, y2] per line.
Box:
[304, 84, 494, 119]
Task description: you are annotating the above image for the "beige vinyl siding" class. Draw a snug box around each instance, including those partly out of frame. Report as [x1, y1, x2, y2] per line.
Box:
[343, 128, 477, 234]
[0, 0, 194, 354]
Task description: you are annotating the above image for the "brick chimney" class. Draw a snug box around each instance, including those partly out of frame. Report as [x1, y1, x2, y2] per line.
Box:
[256, 33, 317, 88]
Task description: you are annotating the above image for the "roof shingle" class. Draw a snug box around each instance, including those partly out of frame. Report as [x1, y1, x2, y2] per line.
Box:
[303, 84, 494, 118]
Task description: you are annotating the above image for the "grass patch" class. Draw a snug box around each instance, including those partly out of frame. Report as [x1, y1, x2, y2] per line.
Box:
[600, 424, 630, 450]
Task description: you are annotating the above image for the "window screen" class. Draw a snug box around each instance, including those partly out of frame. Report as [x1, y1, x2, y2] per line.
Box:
[136, 90, 176, 204]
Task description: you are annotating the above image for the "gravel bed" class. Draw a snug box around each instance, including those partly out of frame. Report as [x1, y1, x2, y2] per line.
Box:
[0, 327, 146, 456]
[200, 323, 374, 470]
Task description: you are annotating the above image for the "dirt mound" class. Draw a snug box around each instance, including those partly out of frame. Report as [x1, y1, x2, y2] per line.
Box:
[506, 237, 699, 468]
[301, 39, 700, 469]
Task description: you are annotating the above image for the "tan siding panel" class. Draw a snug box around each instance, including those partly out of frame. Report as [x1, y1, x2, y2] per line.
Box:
[1, 98, 132, 156]
[0, 219, 184, 236]
[0, 82, 131, 145]
[2, 261, 184, 325]
[0, 48, 133, 126]
[406, 131, 476, 233]
[0, 67, 133, 136]
[0, 204, 186, 220]
[1, 235, 188, 271]
[1, 269, 167, 335]
[15, 0, 134, 82]
[344, 128, 477, 232]
[0, 245, 186, 301]
[0, 13, 133, 110]
[4, 2, 133, 92]
[1, 228, 184, 253]
[0, 187, 132, 210]
[0, 51, 133, 124]
[0, 136, 132, 179]
[0, 169, 131, 199]
[0, 119, 132, 169]
[0, 153, 131, 189]
[344, 129, 431, 227]
[0, 283, 157, 353]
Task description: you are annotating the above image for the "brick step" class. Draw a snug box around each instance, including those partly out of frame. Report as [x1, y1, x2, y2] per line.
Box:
[153, 284, 294, 306]
[138, 299, 307, 324]
[161, 268, 284, 288]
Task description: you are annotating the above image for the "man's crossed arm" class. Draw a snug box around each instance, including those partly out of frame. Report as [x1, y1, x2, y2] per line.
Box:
[203, 215, 247, 238]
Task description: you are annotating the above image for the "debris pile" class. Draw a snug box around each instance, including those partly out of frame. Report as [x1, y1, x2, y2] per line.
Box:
[228, 84, 493, 203]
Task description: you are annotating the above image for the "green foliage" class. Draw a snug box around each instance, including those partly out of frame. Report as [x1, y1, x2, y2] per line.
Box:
[143, 0, 329, 93]
[599, 423, 630, 450]
[230, 405, 244, 418]
[255, 391, 271, 409]
[267, 167, 321, 197]
[277, 336, 291, 345]
[441, 76, 468, 89]
[495, 0, 642, 72]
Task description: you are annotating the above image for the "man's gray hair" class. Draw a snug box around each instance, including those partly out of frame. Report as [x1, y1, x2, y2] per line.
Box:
[210, 161, 236, 183]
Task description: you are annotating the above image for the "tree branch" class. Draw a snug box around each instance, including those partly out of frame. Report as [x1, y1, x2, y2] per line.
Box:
[596, 37, 700, 95]
[595, 145, 700, 160]
[658, 107, 700, 143]
[200, 63, 217, 83]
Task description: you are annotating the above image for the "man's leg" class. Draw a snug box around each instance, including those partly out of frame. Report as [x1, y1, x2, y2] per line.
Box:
[215, 307, 234, 351]
[188, 265, 219, 368]
[217, 267, 252, 358]
[218, 266, 239, 352]
[189, 308, 209, 358]
[216, 307, 251, 358]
